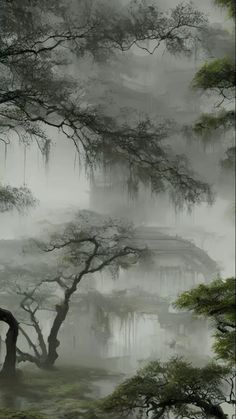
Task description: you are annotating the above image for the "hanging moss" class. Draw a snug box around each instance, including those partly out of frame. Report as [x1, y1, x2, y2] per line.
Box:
[82, 290, 169, 324]
[43, 139, 51, 170]
[193, 110, 235, 137]
[0, 184, 37, 212]
[92, 305, 111, 341]
[214, 0, 235, 18]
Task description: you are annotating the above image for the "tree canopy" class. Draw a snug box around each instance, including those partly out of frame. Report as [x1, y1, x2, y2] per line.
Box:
[2, 210, 142, 369]
[0, 184, 36, 212]
[191, 0, 235, 169]
[100, 277, 236, 418]
[175, 277, 236, 365]
[192, 57, 235, 99]
[101, 358, 233, 419]
[0, 0, 212, 206]
[214, 0, 236, 19]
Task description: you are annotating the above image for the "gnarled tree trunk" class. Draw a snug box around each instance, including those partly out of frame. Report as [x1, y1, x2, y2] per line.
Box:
[193, 397, 228, 419]
[43, 301, 69, 368]
[0, 307, 19, 378]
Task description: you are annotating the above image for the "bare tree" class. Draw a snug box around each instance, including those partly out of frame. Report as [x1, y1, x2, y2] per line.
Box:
[14, 211, 141, 369]
[0, 183, 36, 379]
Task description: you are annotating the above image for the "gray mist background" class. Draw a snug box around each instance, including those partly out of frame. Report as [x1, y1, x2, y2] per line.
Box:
[0, 0, 235, 278]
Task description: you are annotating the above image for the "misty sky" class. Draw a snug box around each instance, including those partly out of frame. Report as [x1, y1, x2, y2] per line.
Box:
[0, 0, 234, 278]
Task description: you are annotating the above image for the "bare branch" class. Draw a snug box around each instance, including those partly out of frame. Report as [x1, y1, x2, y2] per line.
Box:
[17, 288, 47, 358]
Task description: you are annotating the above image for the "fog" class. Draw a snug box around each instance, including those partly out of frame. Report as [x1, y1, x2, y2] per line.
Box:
[0, 0, 235, 418]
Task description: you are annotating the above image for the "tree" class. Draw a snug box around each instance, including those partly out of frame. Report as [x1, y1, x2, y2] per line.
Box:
[0, 183, 36, 379]
[0, 0, 212, 206]
[0, 308, 19, 379]
[0, 0, 224, 380]
[191, 0, 235, 168]
[101, 358, 234, 419]
[175, 277, 236, 365]
[214, 0, 235, 19]
[97, 278, 236, 418]
[0, 0, 208, 379]
[7, 211, 142, 369]
[0, 184, 36, 213]
[192, 57, 235, 105]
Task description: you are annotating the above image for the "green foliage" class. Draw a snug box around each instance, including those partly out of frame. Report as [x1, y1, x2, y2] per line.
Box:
[175, 278, 235, 317]
[191, 0, 235, 167]
[0, 410, 45, 419]
[214, 0, 236, 18]
[193, 109, 235, 136]
[214, 330, 235, 363]
[175, 278, 236, 364]
[0, 184, 37, 212]
[101, 358, 230, 418]
[0, 366, 120, 419]
[191, 110, 235, 149]
[192, 57, 235, 92]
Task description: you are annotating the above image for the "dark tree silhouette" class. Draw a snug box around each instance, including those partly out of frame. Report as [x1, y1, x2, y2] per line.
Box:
[0, 184, 35, 378]
[101, 358, 234, 419]
[0, 0, 211, 206]
[14, 211, 142, 368]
